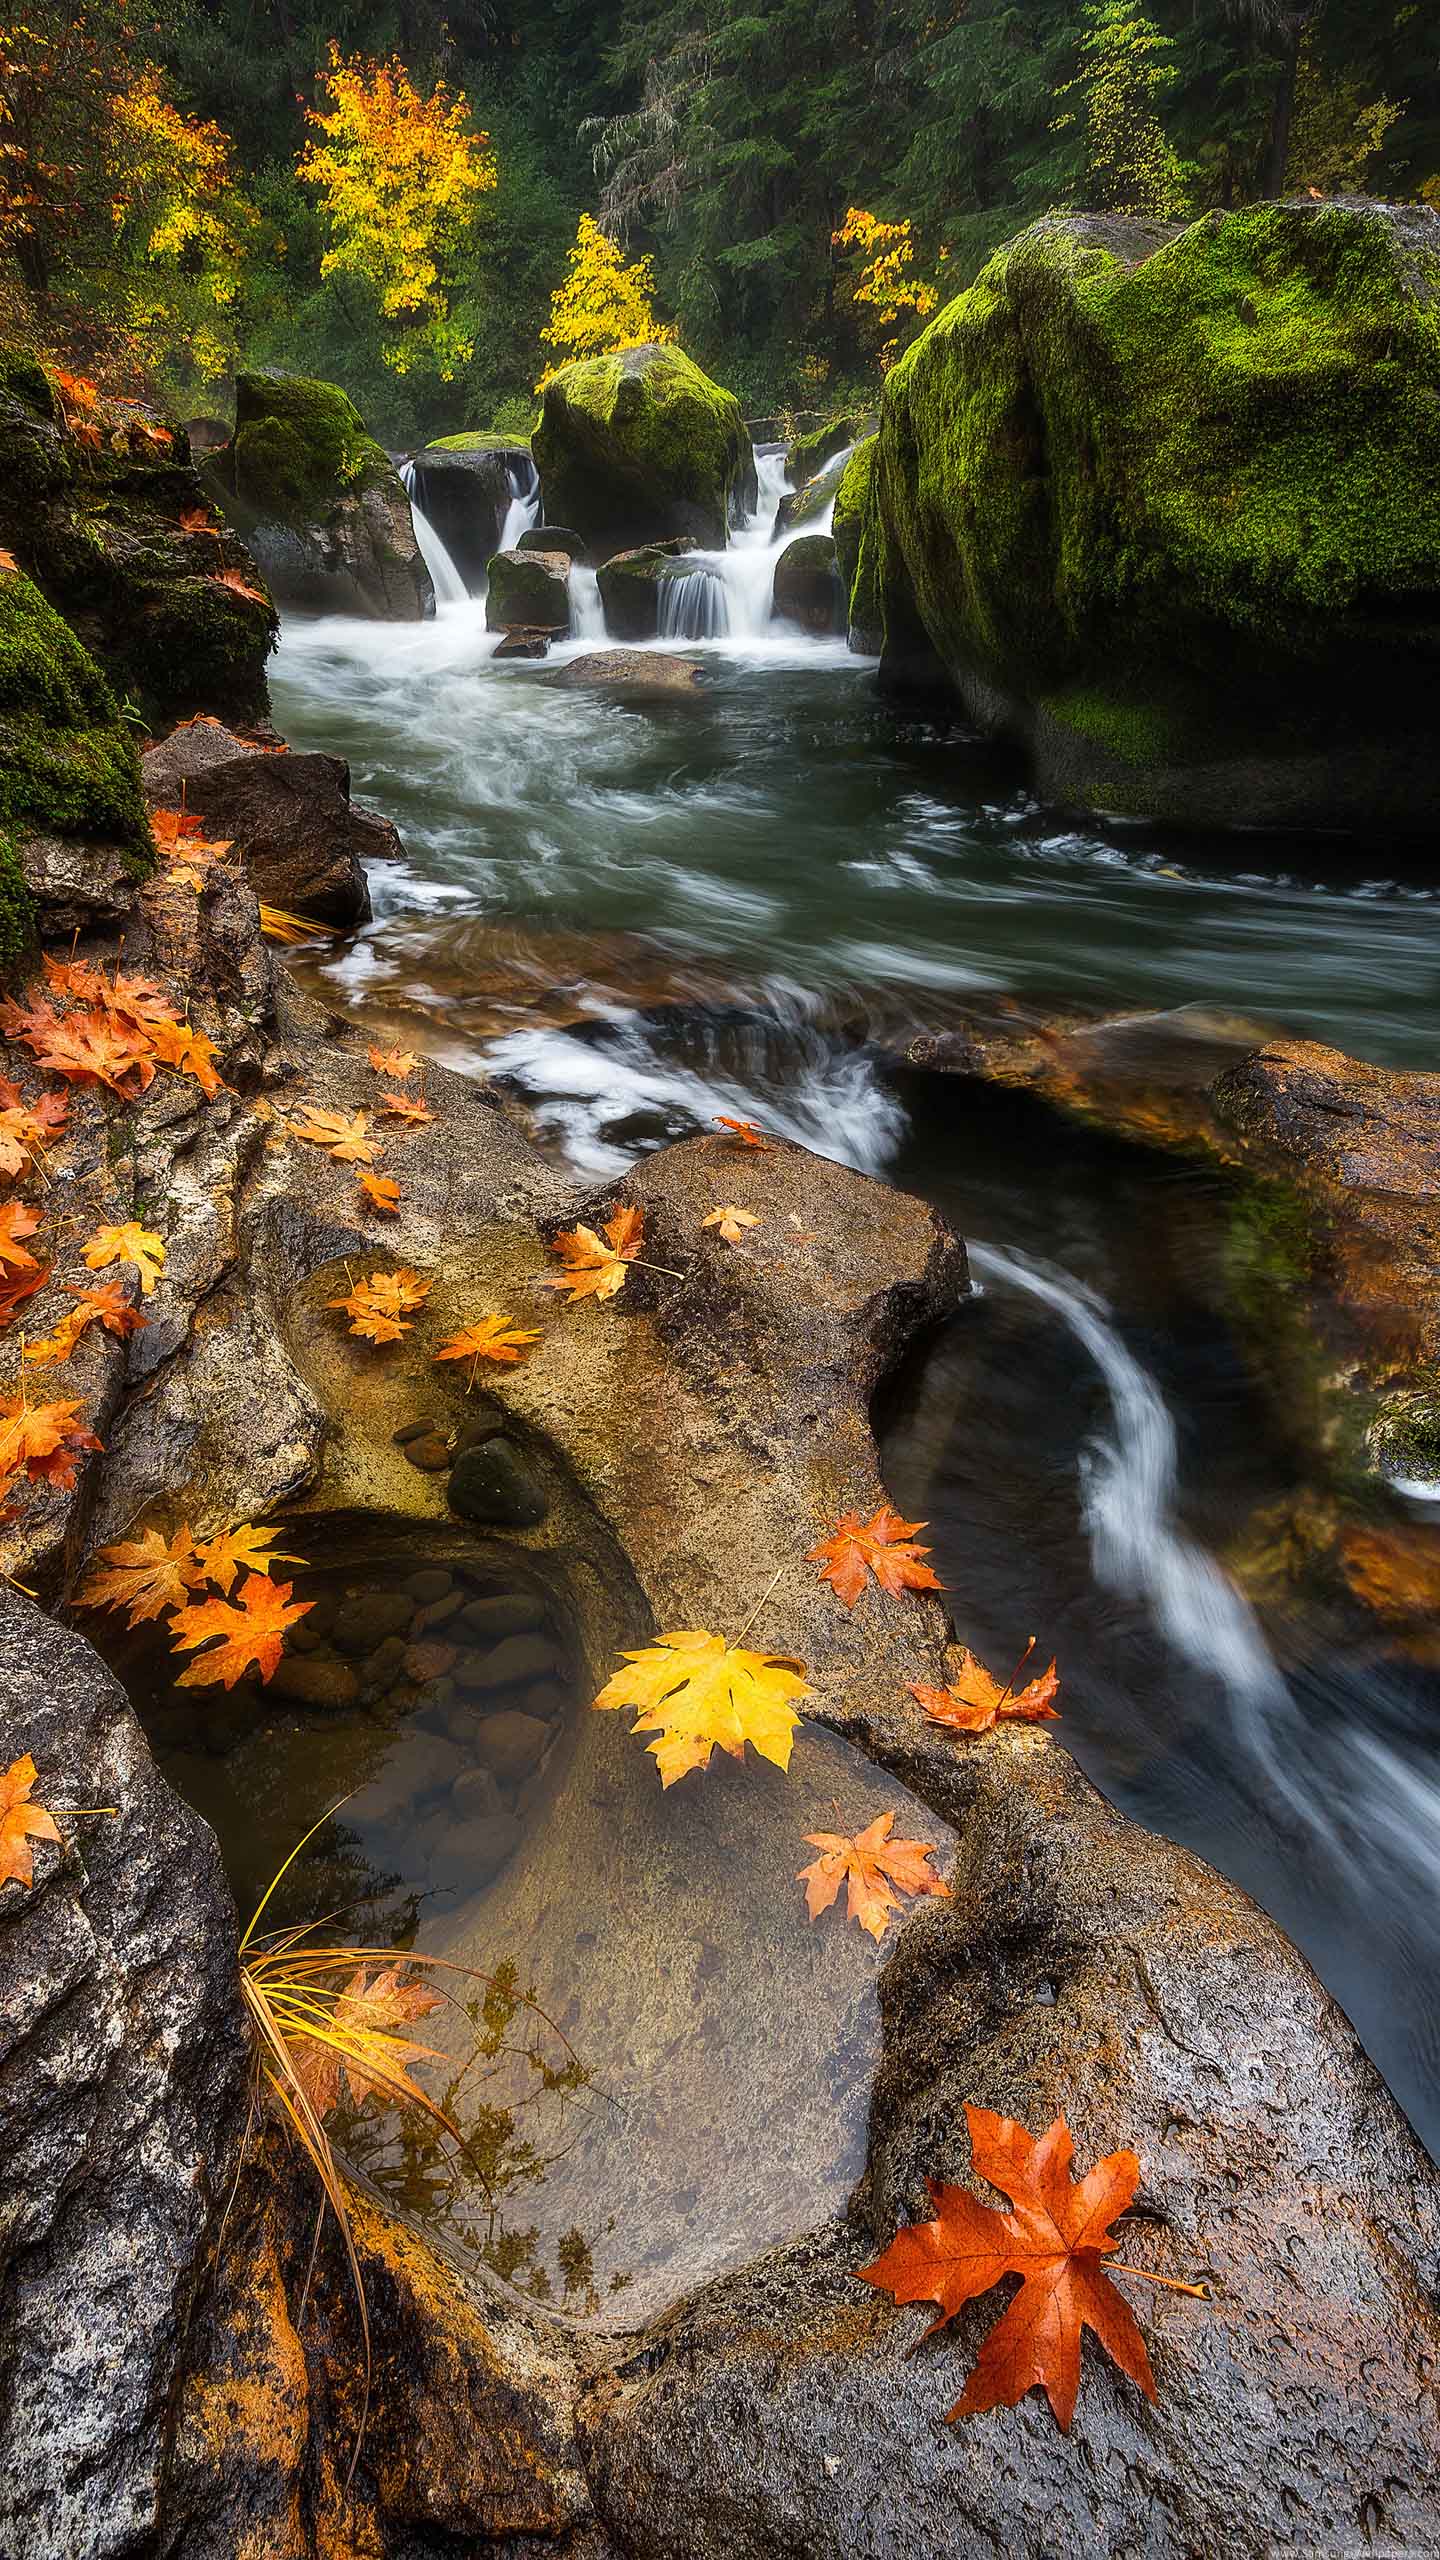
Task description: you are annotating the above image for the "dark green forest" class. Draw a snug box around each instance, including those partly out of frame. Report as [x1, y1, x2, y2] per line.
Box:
[5, 0, 1439, 437]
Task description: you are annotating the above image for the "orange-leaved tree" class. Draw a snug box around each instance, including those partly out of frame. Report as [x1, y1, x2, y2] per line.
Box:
[536, 213, 674, 389]
[298, 46, 497, 379]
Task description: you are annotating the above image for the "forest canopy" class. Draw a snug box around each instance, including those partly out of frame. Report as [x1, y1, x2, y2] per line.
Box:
[1, 0, 1435, 440]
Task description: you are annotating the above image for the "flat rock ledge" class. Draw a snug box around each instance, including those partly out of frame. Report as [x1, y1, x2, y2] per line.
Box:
[1, 879, 1438, 2559]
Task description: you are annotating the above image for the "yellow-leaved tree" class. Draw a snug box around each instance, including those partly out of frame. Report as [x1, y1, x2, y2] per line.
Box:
[111, 74, 258, 380]
[536, 214, 674, 389]
[832, 207, 940, 372]
[298, 47, 496, 379]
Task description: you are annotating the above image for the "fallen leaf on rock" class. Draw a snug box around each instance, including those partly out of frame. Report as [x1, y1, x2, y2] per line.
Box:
[79, 1525, 204, 1626]
[169, 1573, 313, 1688]
[716, 1115, 771, 1150]
[329, 1267, 430, 1342]
[355, 1168, 400, 1215]
[0, 1200, 41, 1273]
[0, 548, 17, 573]
[179, 505, 217, 533]
[911, 1643, 1060, 1735]
[857, 2106, 1159, 2431]
[0, 1392, 103, 1496]
[83, 1221, 165, 1296]
[807, 1504, 943, 1610]
[64, 1281, 147, 1339]
[543, 1204, 644, 1303]
[369, 1045, 419, 1080]
[594, 1627, 812, 1785]
[435, 1315, 540, 1373]
[702, 1204, 760, 1245]
[0, 1266, 49, 1331]
[381, 1091, 432, 1125]
[799, 1809, 949, 1940]
[213, 566, 269, 606]
[147, 1014, 226, 1097]
[293, 1105, 377, 1165]
[0, 1754, 62, 1888]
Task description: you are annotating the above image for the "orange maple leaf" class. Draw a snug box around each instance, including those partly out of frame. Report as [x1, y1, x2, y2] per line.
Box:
[807, 1504, 943, 1610]
[857, 2106, 1159, 2431]
[64, 1281, 148, 1340]
[0, 549, 17, 574]
[0, 1754, 62, 1888]
[355, 1167, 400, 1215]
[715, 1115, 771, 1150]
[435, 1314, 540, 1374]
[290, 1962, 443, 2120]
[798, 1809, 949, 1941]
[542, 1203, 644, 1303]
[0, 1392, 102, 1496]
[193, 1521, 304, 1595]
[368, 1045, 419, 1079]
[213, 566, 268, 606]
[0, 1200, 41, 1273]
[179, 504, 217, 533]
[147, 1015, 226, 1098]
[83, 1222, 165, 1296]
[168, 1573, 312, 1688]
[18, 1002, 155, 1094]
[911, 1643, 1060, 1735]
[380, 1091, 432, 1125]
[42, 954, 108, 1005]
[79, 1525, 204, 1626]
[293, 1105, 377, 1164]
[0, 1266, 49, 1332]
[328, 1266, 430, 1342]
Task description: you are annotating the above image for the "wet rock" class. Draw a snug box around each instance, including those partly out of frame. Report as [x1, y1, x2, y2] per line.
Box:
[19, 832, 140, 940]
[535, 343, 756, 556]
[401, 1429, 452, 1472]
[492, 627, 552, 659]
[594, 540, 697, 642]
[546, 646, 705, 702]
[448, 1436, 549, 1528]
[357, 1632, 408, 1703]
[521, 1678, 569, 1724]
[473, 1708, 549, 1784]
[351, 1730, 464, 1821]
[485, 548, 570, 634]
[455, 1634, 558, 1695]
[140, 721, 399, 927]
[784, 410, 875, 485]
[331, 1590, 413, 1656]
[268, 1652, 361, 1710]
[832, 436, 878, 648]
[394, 1420, 436, 1450]
[408, 437, 533, 589]
[209, 370, 432, 620]
[404, 1638, 459, 1684]
[518, 524, 586, 561]
[426, 1808, 521, 1894]
[451, 1764, 502, 1820]
[773, 531, 845, 634]
[405, 1564, 454, 1600]
[457, 1589, 547, 1641]
[451, 1393, 507, 1453]
[0, 1592, 247, 2554]
[0, 562, 149, 953]
[412, 1591, 465, 1635]
[776, 441, 855, 534]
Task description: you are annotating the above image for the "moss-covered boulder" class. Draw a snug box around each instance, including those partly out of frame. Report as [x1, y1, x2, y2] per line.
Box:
[534, 346, 755, 558]
[775, 440, 860, 537]
[0, 351, 275, 731]
[213, 373, 432, 620]
[485, 548, 570, 634]
[772, 533, 844, 634]
[0, 563, 152, 955]
[409, 437, 535, 592]
[868, 199, 1440, 833]
[831, 437, 877, 646]
[595, 540, 699, 641]
[783, 410, 875, 488]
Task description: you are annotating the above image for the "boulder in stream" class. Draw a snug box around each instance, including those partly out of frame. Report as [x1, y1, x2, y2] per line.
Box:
[534, 342, 756, 556]
[866, 197, 1440, 833]
[784, 409, 876, 485]
[776, 439, 859, 535]
[409, 435, 534, 591]
[773, 531, 845, 633]
[485, 547, 570, 634]
[595, 537, 698, 640]
[832, 434, 879, 648]
[141, 719, 398, 925]
[209, 372, 433, 621]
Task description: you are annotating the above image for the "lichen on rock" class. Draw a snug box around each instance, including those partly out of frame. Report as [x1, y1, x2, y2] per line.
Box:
[534, 343, 756, 556]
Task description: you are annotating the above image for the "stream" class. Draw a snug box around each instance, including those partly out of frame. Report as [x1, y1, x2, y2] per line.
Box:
[261, 503, 1440, 2214]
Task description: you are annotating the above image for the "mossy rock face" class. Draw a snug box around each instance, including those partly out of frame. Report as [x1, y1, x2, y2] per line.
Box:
[831, 437, 876, 644]
[0, 351, 275, 731]
[534, 345, 755, 557]
[485, 549, 570, 634]
[0, 565, 153, 959]
[215, 372, 432, 621]
[784, 410, 876, 488]
[594, 539, 697, 642]
[428, 430, 535, 455]
[775, 443, 857, 536]
[870, 199, 1440, 832]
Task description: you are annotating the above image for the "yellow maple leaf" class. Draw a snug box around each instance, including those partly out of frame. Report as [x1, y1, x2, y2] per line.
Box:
[701, 1204, 760, 1245]
[593, 1627, 812, 1786]
[78, 1525, 204, 1626]
[82, 1221, 166, 1296]
[194, 1522, 305, 1597]
[292, 1105, 376, 1165]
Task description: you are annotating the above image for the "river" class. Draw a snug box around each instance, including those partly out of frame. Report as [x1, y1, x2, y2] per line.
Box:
[267, 502, 1440, 2175]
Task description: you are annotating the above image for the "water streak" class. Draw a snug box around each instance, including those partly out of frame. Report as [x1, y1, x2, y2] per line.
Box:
[499, 453, 541, 553]
[399, 462, 469, 607]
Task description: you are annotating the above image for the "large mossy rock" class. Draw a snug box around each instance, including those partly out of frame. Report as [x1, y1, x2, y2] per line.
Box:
[831, 436, 877, 646]
[485, 548, 570, 634]
[534, 345, 755, 557]
[0, 563, 152, 955]
[410, 436, 535, 593]
[0, 350, 275, 731]
[772, 533, 844, 634]
[213, 372, 432, 621]
[784, 409, 876, 488]
[868, 199, 1440, 832]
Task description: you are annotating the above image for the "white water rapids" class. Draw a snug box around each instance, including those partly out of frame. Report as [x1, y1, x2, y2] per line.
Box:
[398, 461, 469, 605]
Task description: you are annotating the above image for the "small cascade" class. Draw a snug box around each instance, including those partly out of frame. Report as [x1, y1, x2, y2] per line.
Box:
[567, 564, 606, 640]
[657, 565, 729, 642]
[498, 453, 541, 553]
[399, 461, 469, 606]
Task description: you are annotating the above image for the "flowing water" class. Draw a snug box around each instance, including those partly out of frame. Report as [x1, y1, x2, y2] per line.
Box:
[247, 516, 1440, 2222]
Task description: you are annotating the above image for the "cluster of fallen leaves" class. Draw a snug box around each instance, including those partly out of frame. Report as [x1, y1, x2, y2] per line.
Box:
[0, 950, 224, 1100]
[79, 1518, 310, 1688]
[289, 1047, 434, 1224]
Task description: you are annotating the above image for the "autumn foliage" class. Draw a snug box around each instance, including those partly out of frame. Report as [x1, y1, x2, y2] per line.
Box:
[537, 214, 674, 389]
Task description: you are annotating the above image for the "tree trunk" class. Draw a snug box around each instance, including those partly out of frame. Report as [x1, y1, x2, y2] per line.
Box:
[1263, 13, 1309, 198]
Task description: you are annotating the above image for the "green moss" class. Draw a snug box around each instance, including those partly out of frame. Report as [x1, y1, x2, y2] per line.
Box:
[831, 435, 874, 621]
[1368, 1382, 1440, 1485]
[428, 430, 533, 453]
[1040, 686, 1184, 768]
[485, 547, 570, 630]
[786, 410, 874, 484]
[872, 200, 1440, 789]
[0, 830, 34, 974]
[228, 371, 391, 527]
[533, 345, 753, 554]
[0, 570, 150, 861]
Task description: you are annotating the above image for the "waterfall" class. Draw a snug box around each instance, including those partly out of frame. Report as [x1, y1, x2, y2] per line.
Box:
[399, 461, 468, 607]
[657, 566, 729, 641]
[498, 453, 541, 553]
[567, 563, 605, 640]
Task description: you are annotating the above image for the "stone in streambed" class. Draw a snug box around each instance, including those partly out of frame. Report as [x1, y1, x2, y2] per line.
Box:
[493, 629, 551, 660]
[139, 720, 397, 928]
[332, 1591, 413, 1656]
[269, 1652, 360, 1711]
[357, 1633, 408, 1703]
[210, 369, 431, 620]
[453, 1634, 558, 1695]
[533, 342, 755, 556]
[457, 1590, 547, 1641]
[546, 648, 705, 705]
[594, 540, 695, 642]
[518, 525, 586, 562]
[772, 533, 844, 635]
[448, 1436, 548, 1528]
[405, 1565, 454, 1602]
[404, 1638, 459, 1684]
[451, 1764, 503, 1820]
[426, 1808, 520, 1894]
[401, 1431, 452, 1473]
[473, 1709, 548, 1784]
[485, 548, 569, 634]
[451, 1395, 507, 1454]
[410, 435, 532, 588]
[394, 1420, 435, 1450]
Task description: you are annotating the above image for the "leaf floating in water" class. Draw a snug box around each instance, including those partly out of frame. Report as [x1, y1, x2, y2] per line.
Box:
[594, 1626, 812, 1786]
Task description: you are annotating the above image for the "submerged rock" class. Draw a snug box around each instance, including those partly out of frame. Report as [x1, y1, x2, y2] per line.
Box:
[866, 198, 1440, 833]
[140, 719, 400, 925]
[447, 1434, 549, 1527]
[210, 371, 432, 621]
[409, 435, 532, 590]
[534, 342, 755, 556]
[595, 537, 698, 640]
[546, 646, 705, 702]
[773, 531, 845, 633]
[485, 547, 570, 635]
